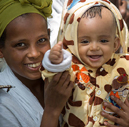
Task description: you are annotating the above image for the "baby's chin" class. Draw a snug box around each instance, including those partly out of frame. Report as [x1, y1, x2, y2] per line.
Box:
[88, 64, 103, 69]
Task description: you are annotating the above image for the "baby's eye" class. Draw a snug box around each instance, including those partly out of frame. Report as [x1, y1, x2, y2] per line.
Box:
[81, 40, 89, 44]
[38, 38, 46, 43]
[101, 40, 108, 43]
[15, 43, 25, 47]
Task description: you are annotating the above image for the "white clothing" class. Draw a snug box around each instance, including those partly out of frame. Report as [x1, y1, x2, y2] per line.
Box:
[47, 0, 66, 47]
[43, 49, 72, 72]
[0, 65, 43, 127]
[0, 58, 6, 72]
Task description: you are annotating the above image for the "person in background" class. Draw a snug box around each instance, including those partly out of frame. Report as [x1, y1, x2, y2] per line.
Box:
[0, 0, 74, 127]
[41, 0, 129, 126]
[47, 0, 66, 48]
[110, 0, 129, 29]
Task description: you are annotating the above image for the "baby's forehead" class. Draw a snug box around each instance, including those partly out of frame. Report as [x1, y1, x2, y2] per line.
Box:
[78, 6, 117, 37]
[81, 6, 116, 26]
[101, 6, 116, 21]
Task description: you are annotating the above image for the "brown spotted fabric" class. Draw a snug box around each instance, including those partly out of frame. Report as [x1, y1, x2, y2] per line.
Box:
[57, 1, 129, 126]
[58, 0, 129, 127]
[41, 0, 129, 126]
[60, 55, 129, 127]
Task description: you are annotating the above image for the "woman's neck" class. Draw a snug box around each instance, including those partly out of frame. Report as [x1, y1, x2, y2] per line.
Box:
[24, 78, 45, 108]
[13, 72, 45, 107]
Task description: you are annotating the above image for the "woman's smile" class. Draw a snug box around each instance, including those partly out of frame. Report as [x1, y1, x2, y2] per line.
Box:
[26, 62, 42, 71]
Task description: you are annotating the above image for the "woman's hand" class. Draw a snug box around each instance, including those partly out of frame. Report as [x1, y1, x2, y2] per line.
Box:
[41, 71, 74, 127]
[44, 71, 74, 114]
[101, 95, 129, 127]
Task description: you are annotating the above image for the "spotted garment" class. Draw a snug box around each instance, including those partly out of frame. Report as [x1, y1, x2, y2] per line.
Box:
[58, 0, 129, 126]
[41, 0, 129, 126]
[59, 54, 129, 127]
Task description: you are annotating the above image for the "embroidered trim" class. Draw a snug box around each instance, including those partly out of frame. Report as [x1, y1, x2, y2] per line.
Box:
[0, 85, 15, 92]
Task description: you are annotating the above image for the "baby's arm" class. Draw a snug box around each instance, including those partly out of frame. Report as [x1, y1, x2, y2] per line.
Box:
[42, 41, 72, 73]
[49, 41, 63, 64]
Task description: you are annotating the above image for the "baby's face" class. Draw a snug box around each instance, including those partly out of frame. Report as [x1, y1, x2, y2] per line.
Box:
[78, 7, 120, 69]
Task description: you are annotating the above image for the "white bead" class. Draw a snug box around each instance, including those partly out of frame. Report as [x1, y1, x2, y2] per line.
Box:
[97, 90, 101, 95]
[93, 116, 98, 121]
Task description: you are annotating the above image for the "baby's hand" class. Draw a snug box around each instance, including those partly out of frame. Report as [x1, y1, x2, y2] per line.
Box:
[49, 41, 63, 64]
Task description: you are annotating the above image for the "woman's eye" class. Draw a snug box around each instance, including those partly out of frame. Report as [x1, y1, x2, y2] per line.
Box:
[38, 38, 46, 43]
[101, 40, 108, 43]
[15, 43, 25, 47]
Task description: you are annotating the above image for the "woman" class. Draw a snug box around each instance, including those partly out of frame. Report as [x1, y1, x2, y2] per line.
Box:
[0, 0, 74, 127]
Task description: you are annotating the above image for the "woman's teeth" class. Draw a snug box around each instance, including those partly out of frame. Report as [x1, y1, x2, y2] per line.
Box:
[27, 62, 41, 68]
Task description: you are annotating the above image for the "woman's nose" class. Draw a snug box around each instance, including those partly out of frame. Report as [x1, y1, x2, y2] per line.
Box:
[27, 46, 40, 59]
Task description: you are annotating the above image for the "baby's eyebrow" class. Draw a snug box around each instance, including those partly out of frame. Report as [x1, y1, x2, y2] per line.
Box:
[78, 35, 89, 38]
[98, 35, 111, 38]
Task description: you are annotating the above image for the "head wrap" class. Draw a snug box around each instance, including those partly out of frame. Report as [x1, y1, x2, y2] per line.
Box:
[58, 0, 129, 65]
[0, 0, 52, 37]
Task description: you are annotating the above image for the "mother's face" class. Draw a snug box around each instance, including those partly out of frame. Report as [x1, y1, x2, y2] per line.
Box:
[1, 13, 50, 81]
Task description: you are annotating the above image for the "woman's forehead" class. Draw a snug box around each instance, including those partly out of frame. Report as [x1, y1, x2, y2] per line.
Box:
[5, 13, 48, 41]
[6, 13, 47, 30]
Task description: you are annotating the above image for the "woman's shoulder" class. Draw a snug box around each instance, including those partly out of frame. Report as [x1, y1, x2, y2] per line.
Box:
[0, 89, 15, 105]
[0, 89, 21, 127]
[0, 89, 22, 115]
[0, 89, 37, 127]
[0, 65, 10, 82]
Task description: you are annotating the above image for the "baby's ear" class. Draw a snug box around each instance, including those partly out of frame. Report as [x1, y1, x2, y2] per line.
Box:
[114, 37, 120, 53]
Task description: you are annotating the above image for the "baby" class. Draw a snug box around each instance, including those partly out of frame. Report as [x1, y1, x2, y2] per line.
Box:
[41, 0, 129, 126]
